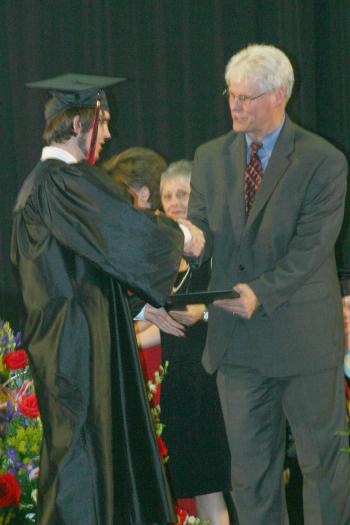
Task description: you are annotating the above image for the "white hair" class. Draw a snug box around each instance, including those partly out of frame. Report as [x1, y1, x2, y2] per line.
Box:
[225, 44, 294, 101]
[160, 160, 192, 193]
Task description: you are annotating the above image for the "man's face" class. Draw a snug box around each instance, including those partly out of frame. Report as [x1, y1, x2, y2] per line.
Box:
[227, 79, 282, 141]
[161, 177, 190, 220]
[78, 110, 111, 160]
[94, 110, 111, 159]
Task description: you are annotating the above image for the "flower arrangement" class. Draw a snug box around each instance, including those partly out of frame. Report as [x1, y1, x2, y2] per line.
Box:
[0, 320, 41, 524]
[0, 320, 209, 525]
[175, 505, 210, 525]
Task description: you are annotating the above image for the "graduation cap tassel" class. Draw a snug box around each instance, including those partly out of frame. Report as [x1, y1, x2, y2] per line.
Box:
[86, 94, 101, 165]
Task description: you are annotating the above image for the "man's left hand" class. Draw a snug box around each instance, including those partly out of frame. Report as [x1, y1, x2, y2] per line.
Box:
[214, 283, 260, 319]
[168, 304, 205, 326]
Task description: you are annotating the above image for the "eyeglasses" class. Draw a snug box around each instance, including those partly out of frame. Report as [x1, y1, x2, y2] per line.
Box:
[222, 88, 267, 105]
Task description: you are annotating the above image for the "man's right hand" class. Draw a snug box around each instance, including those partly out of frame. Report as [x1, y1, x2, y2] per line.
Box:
[144, 304, 186, 337]
[178, 218, 205, 258]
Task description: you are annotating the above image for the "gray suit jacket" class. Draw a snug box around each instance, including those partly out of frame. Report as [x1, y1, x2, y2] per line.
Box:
[189, 116, 347, 376]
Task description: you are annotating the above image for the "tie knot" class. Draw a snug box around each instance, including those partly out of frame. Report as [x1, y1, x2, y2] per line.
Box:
[249, 142, 262, 158]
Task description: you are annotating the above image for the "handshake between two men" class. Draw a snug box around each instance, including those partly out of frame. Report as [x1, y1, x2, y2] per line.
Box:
[178, 218, 205, 259]
[144, 219, 260, 337]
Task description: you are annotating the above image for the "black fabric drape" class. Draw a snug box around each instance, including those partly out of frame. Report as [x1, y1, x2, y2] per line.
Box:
[2, 0, 350, 325]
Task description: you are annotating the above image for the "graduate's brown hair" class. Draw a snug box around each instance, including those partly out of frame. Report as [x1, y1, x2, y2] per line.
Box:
[42, 106, 95, 145]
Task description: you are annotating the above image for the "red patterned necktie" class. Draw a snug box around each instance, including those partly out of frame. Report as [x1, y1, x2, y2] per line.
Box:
[244, 142, 263, 216]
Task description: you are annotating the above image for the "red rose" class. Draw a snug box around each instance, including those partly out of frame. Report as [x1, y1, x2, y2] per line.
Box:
[175, 506, 188, 525]
[157, 436, 168, 459]
[3, 349, 28, 370]
[0, 472, 21, 507]
[17, 392, 40, 418]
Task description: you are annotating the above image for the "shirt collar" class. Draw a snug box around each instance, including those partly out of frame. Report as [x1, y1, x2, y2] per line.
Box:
[41, 146, 78, 164]
[245, 115, 286, 154]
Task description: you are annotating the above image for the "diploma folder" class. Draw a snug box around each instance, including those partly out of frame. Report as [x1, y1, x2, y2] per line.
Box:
[165, 289, 240, 309]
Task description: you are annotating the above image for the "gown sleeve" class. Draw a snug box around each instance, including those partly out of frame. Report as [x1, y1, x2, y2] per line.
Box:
[14, 160, 184, 306]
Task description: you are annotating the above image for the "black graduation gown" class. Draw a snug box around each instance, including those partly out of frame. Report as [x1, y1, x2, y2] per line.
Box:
[10, 159, 183, 525]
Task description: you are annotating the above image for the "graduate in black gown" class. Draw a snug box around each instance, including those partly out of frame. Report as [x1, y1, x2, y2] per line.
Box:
[10, 74, 205, 525]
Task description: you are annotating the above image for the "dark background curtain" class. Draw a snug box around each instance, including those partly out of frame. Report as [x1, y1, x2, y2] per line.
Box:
[2, 0, 350, 326]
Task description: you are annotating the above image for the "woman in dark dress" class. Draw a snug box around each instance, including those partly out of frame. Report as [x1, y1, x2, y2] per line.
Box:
[140, 161, 231, 525]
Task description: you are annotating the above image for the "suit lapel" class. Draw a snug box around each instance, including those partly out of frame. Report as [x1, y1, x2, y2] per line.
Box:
[245, 116, 295, 229]
[224, 133, 246, 237]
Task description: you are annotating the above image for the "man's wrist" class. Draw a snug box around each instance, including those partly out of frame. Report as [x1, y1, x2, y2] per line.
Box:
[178, 223, 192, 243]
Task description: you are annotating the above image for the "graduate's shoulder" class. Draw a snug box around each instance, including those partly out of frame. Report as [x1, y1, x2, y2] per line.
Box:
[14, 159, 64, 212]
[14, 159, 131, 212]
[45, 160, 132, 202]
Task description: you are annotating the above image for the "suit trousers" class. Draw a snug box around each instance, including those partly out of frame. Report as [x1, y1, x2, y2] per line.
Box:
[217, 362, 350, 525]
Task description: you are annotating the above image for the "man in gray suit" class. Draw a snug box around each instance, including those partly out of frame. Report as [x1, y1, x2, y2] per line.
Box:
[188, 44, 350, 525]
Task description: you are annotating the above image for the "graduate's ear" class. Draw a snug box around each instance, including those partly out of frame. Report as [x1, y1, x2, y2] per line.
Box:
[72, 115, 83, 135]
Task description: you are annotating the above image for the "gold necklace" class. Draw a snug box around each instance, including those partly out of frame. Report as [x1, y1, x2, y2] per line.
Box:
[172, 266, 190, 293]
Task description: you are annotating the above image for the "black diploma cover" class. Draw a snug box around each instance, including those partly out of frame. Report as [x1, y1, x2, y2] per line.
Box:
[165, 289, 240, 309]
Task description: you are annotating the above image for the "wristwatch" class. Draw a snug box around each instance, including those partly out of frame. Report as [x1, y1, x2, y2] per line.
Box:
[202, 308, 209, 322]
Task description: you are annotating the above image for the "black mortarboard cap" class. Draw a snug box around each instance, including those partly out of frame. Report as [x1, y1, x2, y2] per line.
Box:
[26, 73, 126, 121]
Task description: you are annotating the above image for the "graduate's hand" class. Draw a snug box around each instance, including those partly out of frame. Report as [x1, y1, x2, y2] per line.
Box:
[178, 219, 205, 258]
[169, 304, 205, 326]
[214, 283, 260, 320]
[144, 304, 186, 337]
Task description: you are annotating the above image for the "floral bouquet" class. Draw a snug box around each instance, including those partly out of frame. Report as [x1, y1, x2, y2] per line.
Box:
[175, 505, 210, 525]
[0, 321, 41, 524]
[0, 320, 209, 525]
